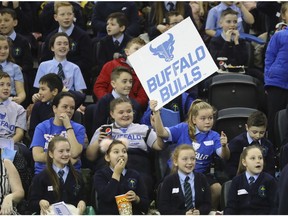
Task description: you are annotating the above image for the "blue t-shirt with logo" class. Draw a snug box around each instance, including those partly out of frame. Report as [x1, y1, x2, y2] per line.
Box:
[167, 122, 221, 173]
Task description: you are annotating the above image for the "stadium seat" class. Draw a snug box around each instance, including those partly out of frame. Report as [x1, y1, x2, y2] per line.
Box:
[208, 73, 260, 111]
[220, 180, 232, 210]
[214, 107, 258, 141]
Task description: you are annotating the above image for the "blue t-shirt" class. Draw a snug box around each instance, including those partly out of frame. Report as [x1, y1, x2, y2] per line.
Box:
[30, 118, 85, 174]
[167, 122, 222, 173]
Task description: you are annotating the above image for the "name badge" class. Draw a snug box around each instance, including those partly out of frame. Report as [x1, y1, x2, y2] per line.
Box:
[48, 186, 53, 191]
[172, 188, 179, 194]
[203, 140, 214, 146]
[237, 189, 248, 195]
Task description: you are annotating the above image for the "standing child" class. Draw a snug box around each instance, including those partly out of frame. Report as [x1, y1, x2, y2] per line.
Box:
[28, 136, 86, 215]
[0, 35, 25, 104]
[264, 3, 288, 146]
[225, 111, 275, 179]
[158, 144, 211, 215]
[224, 145, 277, 214]
[150, 99, 229, 210]
[93, 138, 149, 215]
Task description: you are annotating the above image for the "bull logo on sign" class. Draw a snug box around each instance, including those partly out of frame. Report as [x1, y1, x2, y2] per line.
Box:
[149, 33, 175, 62]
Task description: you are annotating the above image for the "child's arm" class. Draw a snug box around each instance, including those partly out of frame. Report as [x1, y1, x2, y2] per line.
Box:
[13, 80, 26, 104]
[12, 127, 24, 143]
[220, 131, 230, 160]
[0, 159, 24, 215]
[32, 147, 47, 163]
[236, 2, 255, 25]
[86, 130, 107, 161]
[150, 100, 169, 138]
[77, 200, 86, 215]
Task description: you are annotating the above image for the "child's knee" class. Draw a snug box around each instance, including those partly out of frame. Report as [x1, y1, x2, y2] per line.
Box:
[210, 182, 222, 195]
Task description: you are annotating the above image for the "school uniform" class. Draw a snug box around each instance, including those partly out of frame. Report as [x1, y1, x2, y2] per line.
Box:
[225, 132, 275, 179]
[28, 167, 86, 214]
[93, 166, 149, 215]
[40, 24, 92, 87]
[91, 90, 142, 135]
[9, 31, 33, 76]
[34, 58, 87, 91]
[158, 171, 211, 215]
[224, 172, 278, 215]
[97, 33, 132, 71]
[1, 61, 24, 97]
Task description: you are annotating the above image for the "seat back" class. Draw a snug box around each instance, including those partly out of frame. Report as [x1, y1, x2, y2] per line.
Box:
[160, 108, 181, 127]
[274, 109, 288, 150]
[220, 180, 232, 210]
[215, 107, 258, 141]
[208, 74, 259, 110]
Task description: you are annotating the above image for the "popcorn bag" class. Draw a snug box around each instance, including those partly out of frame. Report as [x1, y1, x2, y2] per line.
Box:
[115, 194, 133, 215]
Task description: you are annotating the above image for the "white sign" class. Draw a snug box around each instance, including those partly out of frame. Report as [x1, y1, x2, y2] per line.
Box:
[128, 17, 218, 110]
[0, 138, 14, 150]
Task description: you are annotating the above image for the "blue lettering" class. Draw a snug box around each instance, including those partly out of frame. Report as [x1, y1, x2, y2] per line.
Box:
[160, 87, 170, 103]
[179, 57, 191, 74]
[196, 46, 205, 61]
[147, 77, 157, 93]
[191, 66, 202, 81]
[172, 60, 180, 77]
[168, 80, 179, 97]
[164, 66, 172, 82]
[184, 72, 194, 86]
[187, 52, 198, 67]
[156, 70, 166, 88]
[176, 77, 186, 91]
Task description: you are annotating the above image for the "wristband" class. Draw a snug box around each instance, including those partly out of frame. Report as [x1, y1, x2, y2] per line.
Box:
[66, 127, 73, 131]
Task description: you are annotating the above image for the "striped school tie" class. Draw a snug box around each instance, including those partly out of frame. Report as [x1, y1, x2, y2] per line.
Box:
[184, 176, 194, 210]
[58, 63, 65, 80]
[58, 169, 65, 185]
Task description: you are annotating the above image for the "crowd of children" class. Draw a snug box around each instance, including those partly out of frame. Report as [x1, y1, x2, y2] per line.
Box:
[1, 1, 288, 215]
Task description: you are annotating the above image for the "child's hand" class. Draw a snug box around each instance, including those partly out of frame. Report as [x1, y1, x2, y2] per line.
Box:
[77, 200, 86, 214]
[11, 96, 22, 104]
[32, 93, 41, 103]
[220, 131, 228, 146]
[114, 158, 125, 175]
[39, 199, 50, 215]
[59, 113, 72, 128]
[126, 190, 140, 203]
[149, 100, 158, 112]
[0, 194, 13, 215]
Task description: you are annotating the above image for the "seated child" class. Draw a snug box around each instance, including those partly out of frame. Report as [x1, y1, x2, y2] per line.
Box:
[28, 136, 86, 215]
[93, 138, 149, 214]
[158, 144, 211, 215]
[225, 111, 275, 179]
[224, 145, 277, 215]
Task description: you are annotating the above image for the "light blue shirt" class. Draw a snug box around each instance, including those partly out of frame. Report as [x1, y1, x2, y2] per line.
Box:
[205, 2, 244, 34]
[247, 132, 261, 145]
[53, 164, 69, 183]
[178, 170, 195, 207]
[58, 23, 75, 36]
[1, 61, 24, 96]
[8, 30, 16, 41]
[245, 171, 259, 183]
[34, 58, 87, 91]
[113, 34, 124, 44]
